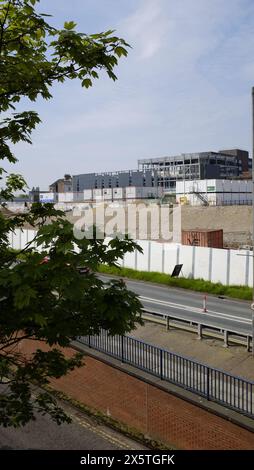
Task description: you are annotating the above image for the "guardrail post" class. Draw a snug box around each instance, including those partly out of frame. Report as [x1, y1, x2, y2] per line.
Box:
[197, 323, 202, 340]
[247, 336, 251, 352]
[206, 368, 210, 401]
[166, 316, 170, 331]
[121, 335, 124, 363]
[160, 349, 163, 380]
[223, 330, 229, 348]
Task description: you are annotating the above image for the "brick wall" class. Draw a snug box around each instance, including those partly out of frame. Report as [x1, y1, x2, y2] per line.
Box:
[21, 340, 254, 450]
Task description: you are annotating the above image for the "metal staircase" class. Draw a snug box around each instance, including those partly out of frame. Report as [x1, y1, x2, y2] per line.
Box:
[192, 190, 209, 206]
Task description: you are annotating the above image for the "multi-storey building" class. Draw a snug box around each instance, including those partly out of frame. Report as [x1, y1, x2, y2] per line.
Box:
[47, 149, 252, 194]
[138, 149, 246, 191]
[72, 149, 248, 194]
[49, 174, 72, 193]
[72, 169, 158, 192]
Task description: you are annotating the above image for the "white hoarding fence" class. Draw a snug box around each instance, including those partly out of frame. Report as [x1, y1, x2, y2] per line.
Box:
[9, 229, 253, 287]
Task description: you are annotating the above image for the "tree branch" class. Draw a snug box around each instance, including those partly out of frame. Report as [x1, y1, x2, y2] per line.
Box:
[0, 333, 35, 352]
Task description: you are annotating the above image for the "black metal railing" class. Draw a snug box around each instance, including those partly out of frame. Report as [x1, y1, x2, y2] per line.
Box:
[77, 331, 254, 419]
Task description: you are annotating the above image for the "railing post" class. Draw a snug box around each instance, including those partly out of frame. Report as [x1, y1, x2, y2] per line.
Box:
[160, 349, 163, 380]
[206, 367, 210, 401]
[251, 383, 253, 415]
[121, 335, 125, 363]
[223, 330, 229, 348]
[79, 331, 254, 418]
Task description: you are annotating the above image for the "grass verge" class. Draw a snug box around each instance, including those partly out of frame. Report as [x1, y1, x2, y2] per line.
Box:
[98, 265, 252, 301]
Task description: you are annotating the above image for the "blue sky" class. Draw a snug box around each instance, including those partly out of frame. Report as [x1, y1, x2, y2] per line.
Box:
[10, 0, 254, 189]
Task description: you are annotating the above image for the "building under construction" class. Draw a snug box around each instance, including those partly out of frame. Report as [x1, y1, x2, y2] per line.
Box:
[138, 149, 250, 191]
[50, 149, 251, 198]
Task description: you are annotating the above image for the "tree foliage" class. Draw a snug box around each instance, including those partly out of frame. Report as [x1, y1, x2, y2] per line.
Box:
[0, 0, 142, 427]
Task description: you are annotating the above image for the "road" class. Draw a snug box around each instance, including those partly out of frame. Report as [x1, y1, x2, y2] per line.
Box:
[100, 275, 253, 336]
[81, 275, 254, 418]
[0, 400, 146, 450]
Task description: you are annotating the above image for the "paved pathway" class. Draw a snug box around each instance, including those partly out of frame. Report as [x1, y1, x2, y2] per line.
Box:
[0, 400, 146, 450]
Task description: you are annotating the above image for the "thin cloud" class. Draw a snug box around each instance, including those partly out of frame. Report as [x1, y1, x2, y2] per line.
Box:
[8, 0, 254, 188]
[121, 0, 169, 60]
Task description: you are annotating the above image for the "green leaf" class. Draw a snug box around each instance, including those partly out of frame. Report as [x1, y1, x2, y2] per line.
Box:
[64, 21, 77, 30]
[34, 314, 48, 327]
[115, 46, 128, 58]
[14, 285, 37, 309]
[23, 5, 34, 15]
[82, 78, 92, 88]
[0, 0, 140, 431]
[91, 71, 99, 79]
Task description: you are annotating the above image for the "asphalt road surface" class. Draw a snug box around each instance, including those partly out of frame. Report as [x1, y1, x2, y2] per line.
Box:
[100, 275, 253, 336]
[0, 401, 146, 450]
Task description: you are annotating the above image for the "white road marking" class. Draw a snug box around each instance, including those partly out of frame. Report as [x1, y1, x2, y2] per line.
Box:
[71, 414, 134, 450]
[140, 296, 252, 325]
[123, 278, 249, 306]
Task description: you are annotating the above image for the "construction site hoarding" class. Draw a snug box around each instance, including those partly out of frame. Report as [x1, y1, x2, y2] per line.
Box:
[182, 229, 223, 249]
